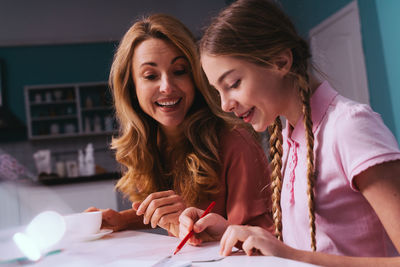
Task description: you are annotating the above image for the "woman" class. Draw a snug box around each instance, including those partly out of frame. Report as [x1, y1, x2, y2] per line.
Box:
[178, 0, 400, 265]
[87, 13, 273, 238]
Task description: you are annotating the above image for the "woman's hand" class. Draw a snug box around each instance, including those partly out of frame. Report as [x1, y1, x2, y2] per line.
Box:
[134, 190, 186, 237]
[178, 207, 229, 246]
[85, 207, 128, 232]
[220, 225, 290, 257]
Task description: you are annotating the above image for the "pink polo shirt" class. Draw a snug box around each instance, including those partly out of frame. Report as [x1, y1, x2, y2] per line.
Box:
[281, 81, 400, 256]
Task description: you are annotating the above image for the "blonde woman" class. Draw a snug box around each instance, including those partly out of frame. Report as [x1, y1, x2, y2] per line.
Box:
[87, 14, 273, 238]
[179, 0, 400, 265]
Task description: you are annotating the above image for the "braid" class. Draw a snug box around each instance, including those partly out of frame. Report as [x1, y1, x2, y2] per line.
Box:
[297, 74, 316, 251]
[268, 117, 283, 241]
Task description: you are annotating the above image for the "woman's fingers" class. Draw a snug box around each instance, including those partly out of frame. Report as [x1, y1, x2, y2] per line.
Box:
[84, 206, 101, 212]
[150, 202, 184, 228]
[132, 202, 141, 211]
[192, 213, 219, 233]
[142, 194, 184, 225]
[179, 207, 203, 238]
[136, 190, 175, 215]
[179, 207, 203, 228]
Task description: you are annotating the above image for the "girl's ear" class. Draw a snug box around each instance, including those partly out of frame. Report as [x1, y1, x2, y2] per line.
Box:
[272, 48, 293, 76]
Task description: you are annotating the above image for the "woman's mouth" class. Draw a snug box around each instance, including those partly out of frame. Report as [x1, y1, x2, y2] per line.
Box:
[239, 107, 255, 123]
[155, 98, 182, 108]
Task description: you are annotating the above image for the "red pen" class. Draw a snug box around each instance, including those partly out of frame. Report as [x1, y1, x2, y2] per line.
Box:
[173, 201, 216, 255]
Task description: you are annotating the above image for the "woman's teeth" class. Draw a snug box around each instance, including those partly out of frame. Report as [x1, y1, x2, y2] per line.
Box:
[156, 98, 181, 107]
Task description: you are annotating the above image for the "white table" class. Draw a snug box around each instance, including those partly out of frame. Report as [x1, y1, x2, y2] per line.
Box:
[0, 229, 317, 266]
[0, 180, 117, 229]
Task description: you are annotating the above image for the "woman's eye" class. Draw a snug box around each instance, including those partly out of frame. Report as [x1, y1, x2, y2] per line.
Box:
[230, 79, 241, 89]
[174, 69, 187, 76]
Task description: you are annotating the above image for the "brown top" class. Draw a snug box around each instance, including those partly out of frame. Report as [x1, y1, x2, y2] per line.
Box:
[198, 127, 273, 231]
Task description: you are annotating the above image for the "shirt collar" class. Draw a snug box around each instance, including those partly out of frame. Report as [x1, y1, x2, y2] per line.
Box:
[286, 81, 338, 145]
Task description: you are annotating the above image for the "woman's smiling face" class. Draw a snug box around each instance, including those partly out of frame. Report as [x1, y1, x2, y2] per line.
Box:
[132, 38, 195, 132]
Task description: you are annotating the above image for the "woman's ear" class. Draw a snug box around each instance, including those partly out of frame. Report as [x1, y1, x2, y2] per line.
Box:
[272, 48, 293, 76]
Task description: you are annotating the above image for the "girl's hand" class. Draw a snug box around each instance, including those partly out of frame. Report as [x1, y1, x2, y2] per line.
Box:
[134, 190, 186, 237]
[178, 207, 229, 246]
[220, 225, 290, 257]
[85, 207, 128, 232]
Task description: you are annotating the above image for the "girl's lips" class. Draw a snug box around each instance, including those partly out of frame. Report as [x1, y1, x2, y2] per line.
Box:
[239, 107, 255, 123]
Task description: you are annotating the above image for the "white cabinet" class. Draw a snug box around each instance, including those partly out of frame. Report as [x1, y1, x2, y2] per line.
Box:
[0, 180, 118, 229]
[24, 82, 116, 140]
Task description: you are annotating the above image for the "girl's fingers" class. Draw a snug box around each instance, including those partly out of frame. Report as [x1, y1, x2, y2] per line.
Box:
[219, 226, 231, 254]
[242, 236, 258, 256]
[136, 190, 175, 215]
[220, 225, 248, 256]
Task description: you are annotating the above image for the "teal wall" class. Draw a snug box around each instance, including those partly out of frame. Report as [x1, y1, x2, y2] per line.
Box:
[280, 0, 352, 37]
[375, 0, 400, 141]
[281, 0, 399, 142]
[0, 42, 117, 123]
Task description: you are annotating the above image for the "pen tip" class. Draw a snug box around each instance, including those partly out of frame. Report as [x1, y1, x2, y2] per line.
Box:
[173, 249, 178, 255]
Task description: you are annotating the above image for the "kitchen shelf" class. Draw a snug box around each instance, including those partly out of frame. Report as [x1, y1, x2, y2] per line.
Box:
[24, 82, 117, 140]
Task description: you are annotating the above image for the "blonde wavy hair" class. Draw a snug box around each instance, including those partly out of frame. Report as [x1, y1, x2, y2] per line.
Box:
[109, 14, 241, 206]
[200, 0, 317, 251]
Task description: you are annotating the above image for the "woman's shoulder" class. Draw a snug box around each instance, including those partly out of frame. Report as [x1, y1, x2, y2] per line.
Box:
[220, 126, 258, 147]
[219, 126, 266, 159]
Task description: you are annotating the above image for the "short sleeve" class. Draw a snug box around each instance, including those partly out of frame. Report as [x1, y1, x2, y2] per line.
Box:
[219, 128, 273, 231]
[333, 103, 400, 190]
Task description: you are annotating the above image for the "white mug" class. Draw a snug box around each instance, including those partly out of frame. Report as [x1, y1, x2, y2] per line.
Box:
[63, 211, 102, 237]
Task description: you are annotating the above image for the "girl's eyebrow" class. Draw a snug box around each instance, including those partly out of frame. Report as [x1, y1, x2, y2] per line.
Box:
[217, 69, 235, 85]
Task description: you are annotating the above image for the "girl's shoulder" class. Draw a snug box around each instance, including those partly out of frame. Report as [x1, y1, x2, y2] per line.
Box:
[324, 95, 399, 159]
[326, 95, 388, 137]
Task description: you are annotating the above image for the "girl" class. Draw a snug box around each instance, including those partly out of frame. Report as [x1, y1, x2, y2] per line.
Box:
[178, 0, 400, 265]
[87, 14, 273, 237]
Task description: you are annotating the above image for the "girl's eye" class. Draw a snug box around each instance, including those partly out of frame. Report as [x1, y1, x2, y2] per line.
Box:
[230, 79, 241, 89]
[144, 74, 157, 80]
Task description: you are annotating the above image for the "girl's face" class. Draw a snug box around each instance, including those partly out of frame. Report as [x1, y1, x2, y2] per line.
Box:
[132, 38, 195, 133]
[201, 54, 296, 132]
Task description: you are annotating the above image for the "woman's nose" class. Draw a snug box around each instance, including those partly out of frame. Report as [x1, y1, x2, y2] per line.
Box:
[159, 75, 174, 94]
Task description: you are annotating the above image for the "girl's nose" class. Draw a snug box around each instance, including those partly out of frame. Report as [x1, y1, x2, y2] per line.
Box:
[220, 93, 237, 112]
[159, 75, 174, 94]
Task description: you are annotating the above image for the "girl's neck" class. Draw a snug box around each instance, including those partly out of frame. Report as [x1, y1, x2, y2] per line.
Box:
[285, 74, 321, 128]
